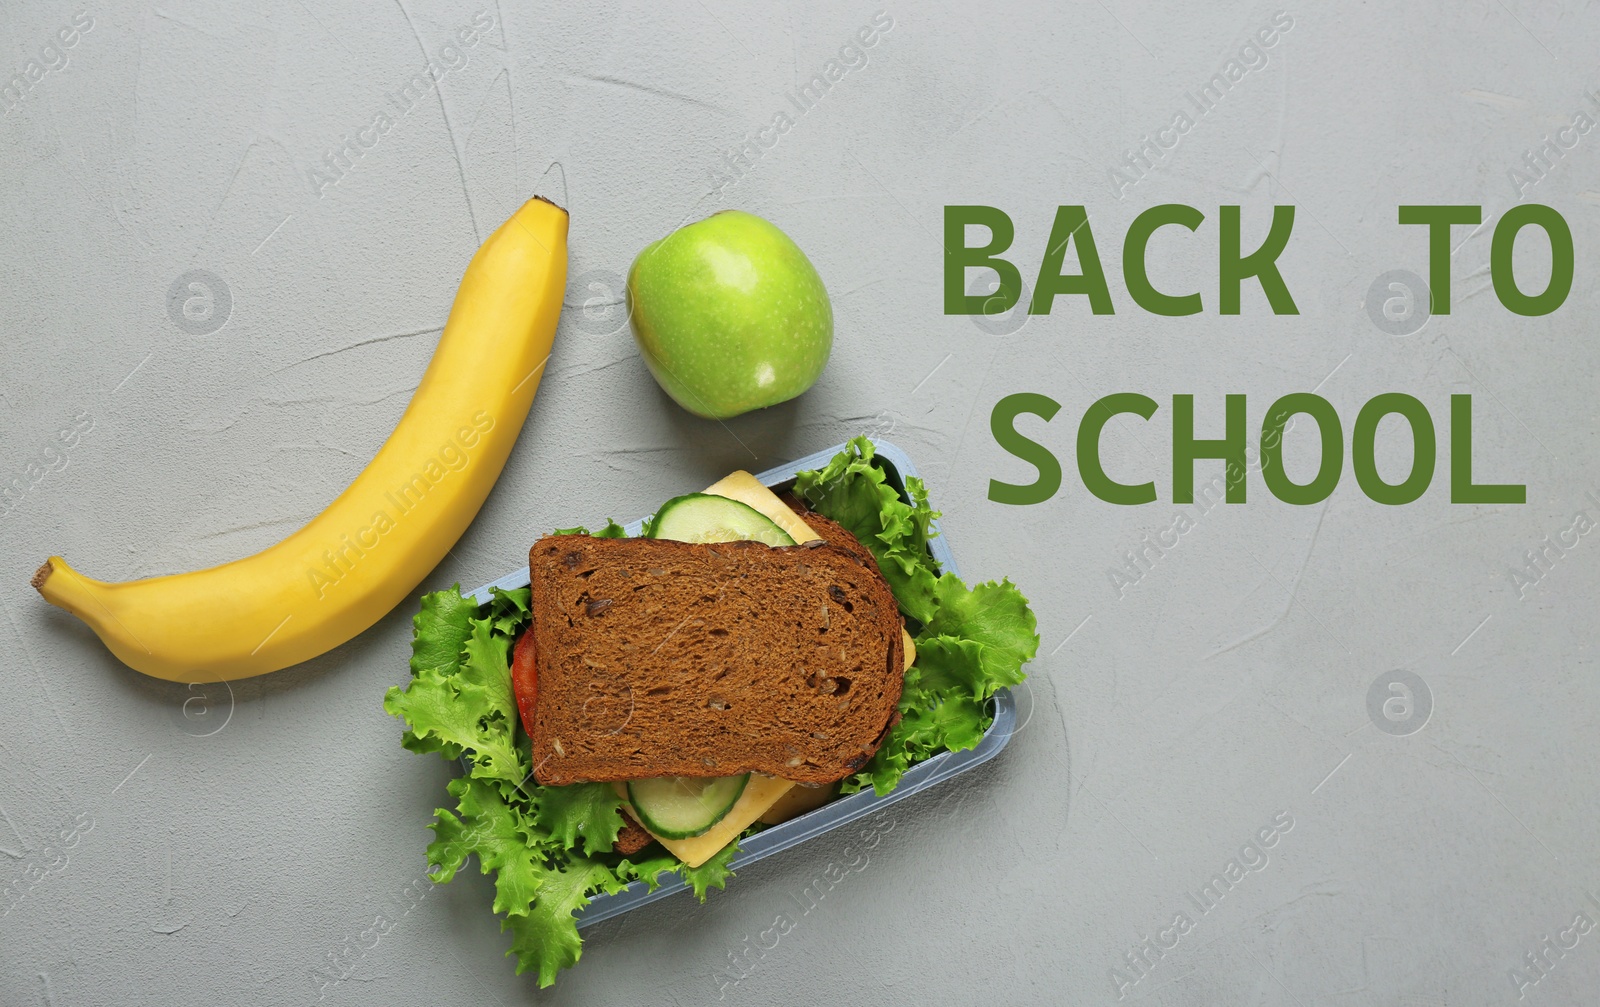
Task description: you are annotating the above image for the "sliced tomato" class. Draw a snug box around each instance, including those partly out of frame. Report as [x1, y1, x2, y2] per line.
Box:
[511, 626, 538, 739]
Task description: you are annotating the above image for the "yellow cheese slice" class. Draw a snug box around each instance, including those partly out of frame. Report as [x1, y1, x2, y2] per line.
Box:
[702, 470, 822, 544]
[614, 775, 794, 868]
[758, 781, 839, 826]
[613, 472, 912, 868]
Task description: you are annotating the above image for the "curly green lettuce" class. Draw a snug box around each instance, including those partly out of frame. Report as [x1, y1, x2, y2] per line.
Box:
[384, 584, 751, 986]
[386, 437, 1037, 985]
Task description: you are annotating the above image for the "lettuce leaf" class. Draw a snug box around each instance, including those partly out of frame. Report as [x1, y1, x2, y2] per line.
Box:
[388, 587, 631, 989]
[535, 783, 628, 857]
[487, 586, 531, 637]
[437, 775, 551, 915]
[793, 439, 941, 623]
[679, 836, 740, 901]
[409, 586, 478, 677]
[383, 617, 525, 785]
[552, 519, 627, 538]
[503, 857, 627, 986]
[857, 672, 992, 793]
[616, 851, 682, 892]
[922, 576, 1038, 693]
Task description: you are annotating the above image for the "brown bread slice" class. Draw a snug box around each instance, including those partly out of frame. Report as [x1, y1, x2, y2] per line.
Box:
[527, 535, 904, 786]
[612, 811, 656, 856]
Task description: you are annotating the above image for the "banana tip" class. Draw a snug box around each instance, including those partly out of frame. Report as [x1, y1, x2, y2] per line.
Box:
[31, 559, 53, 593]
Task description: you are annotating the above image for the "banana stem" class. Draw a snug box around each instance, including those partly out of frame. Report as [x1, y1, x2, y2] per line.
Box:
[33, 558, 103, 627]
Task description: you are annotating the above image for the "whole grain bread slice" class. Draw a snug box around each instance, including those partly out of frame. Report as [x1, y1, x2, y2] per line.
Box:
[527, 535, 904, 786]
[612, 811, 656, 856]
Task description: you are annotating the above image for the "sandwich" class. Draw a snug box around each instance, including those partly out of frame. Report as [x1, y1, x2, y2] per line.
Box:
[385, 438, 1039, 986]
[520, 470, 912, 866]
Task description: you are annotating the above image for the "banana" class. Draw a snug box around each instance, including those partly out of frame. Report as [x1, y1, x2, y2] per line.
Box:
[33, 196, 569, 682]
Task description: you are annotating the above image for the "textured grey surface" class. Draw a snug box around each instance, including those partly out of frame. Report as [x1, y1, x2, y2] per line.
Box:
[2, 2, 1598, 1005]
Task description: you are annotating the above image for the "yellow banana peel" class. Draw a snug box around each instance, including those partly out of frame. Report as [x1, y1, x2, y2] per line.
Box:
[34, 196, 569, 682]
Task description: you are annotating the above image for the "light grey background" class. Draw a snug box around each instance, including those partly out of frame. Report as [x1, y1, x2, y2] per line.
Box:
[2, 2, 1597, 1004]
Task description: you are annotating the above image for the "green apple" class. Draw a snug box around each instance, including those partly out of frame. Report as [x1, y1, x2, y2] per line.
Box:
[627, 210, 833, 419]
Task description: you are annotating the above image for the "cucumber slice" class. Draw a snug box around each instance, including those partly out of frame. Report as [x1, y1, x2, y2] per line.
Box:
[647, 493, 796, 547]
[628, 775, 750, 839]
